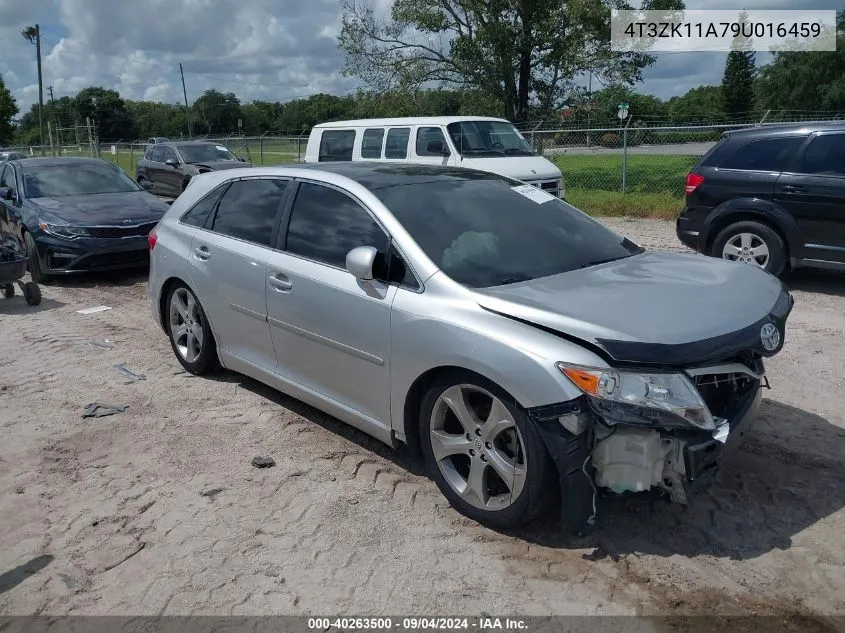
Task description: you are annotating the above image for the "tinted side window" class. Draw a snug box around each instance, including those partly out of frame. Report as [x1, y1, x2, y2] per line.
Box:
[718, 137, 804, 171]
[0, 165, 14, 189]
[799, 134, 845, 176]
[180, 184, 227, 228]
[416, 127, 449, 156]
[285, 182, 389, 269]
[385, 128, 410, 159]
[162, 147, 179, 163]
[388, 249, 419, 289]
[151, 146, 165, 162]
[211, 179, 288, 246]
[144, 147, 154, 160]
[361, 128, 384, 159]
[319, 130, 356, 162]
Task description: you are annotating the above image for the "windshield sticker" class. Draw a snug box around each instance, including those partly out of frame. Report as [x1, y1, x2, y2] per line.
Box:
[511, 184, 556, 204]
[215, 145, 228, 152]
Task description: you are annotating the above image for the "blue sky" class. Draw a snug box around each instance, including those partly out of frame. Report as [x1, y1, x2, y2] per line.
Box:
[0, 0, 841, 115]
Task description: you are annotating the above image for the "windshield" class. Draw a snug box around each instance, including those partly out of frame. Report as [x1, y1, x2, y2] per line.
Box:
[178, 144, 238, 164]
[374, 178, 643, 288]
[22, 163, 142, 198]
[446, 121, 534, 157]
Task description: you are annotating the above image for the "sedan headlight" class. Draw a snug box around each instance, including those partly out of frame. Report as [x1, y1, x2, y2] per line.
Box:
[39, 222, 90, 239]
[556, 363, 714, 430]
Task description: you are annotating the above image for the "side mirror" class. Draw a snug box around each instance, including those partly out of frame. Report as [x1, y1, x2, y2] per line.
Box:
[0, 186, 14, 201]
[164, 158, 179, 167]
[139, 180, 155, 192]
[346, 246, 378, 281]
[427, 140, 449, 155]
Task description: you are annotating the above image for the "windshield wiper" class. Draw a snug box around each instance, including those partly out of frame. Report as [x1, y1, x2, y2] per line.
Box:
[579, 255, 632, 269]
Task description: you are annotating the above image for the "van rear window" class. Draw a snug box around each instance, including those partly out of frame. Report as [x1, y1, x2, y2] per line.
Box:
[319, 130, 356, 162]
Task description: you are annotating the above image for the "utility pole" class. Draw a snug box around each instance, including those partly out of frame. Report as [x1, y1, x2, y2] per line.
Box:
[22, 24, 45, 155]
[179, 63, 193, 138]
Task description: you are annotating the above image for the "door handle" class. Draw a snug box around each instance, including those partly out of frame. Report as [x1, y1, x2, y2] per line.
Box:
[268, 273, 293, 292]
[781, 185, 805, 193]
[192, 245, 211, 260]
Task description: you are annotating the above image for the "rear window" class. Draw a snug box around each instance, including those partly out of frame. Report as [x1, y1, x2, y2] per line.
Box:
[716, 136, 805, 172]
[319, 130, 356, 162]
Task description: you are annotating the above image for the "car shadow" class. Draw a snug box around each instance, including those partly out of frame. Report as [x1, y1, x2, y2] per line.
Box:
[0, 297, 65, 314]
[195, 370, 844, 560]
[783, 268, 845, 298]
[40, 267, 149, 289]
[0, 554, 54, 595]
[517, 399, 845, 560]
[201, 371, 427, 477]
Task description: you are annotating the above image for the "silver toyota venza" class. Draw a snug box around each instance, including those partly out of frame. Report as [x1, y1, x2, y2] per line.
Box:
[148, 163, 792, 533]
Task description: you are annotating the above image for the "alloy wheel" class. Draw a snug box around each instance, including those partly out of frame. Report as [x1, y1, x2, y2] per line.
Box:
[722, 232, 770, 268]
[169, 287, 205, 363]
[429, 384, 527, 511]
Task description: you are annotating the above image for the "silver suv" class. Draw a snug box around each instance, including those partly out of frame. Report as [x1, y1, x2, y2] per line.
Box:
[147, 163, 792, 533]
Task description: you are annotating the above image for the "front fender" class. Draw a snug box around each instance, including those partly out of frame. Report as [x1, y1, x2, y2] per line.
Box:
[702, 198, 803, 258]
[389, 288, 605, 437]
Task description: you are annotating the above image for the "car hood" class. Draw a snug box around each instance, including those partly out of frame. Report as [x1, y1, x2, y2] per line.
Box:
[460, 155, 561, 181]
[472, 251, 793, 366]
[27, 191, 171, 226]
[188, 160, 253, 171]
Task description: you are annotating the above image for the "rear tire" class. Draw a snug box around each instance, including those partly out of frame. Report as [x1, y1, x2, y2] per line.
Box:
[419, 372, 553, 528]
[24, 232, 49, 284]
[711, 220, 787, 276]
[165, 282, 218, 375]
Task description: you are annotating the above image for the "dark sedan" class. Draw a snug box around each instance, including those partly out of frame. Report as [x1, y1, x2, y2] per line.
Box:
[0, 157, 170, 282]
[135, 141, 252, 198]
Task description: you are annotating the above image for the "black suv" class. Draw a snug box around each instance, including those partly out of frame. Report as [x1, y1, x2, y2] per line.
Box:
[677, 122, 845, 275]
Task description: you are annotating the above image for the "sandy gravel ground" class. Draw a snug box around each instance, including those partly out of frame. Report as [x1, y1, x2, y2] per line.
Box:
[0, 218, 843, 623]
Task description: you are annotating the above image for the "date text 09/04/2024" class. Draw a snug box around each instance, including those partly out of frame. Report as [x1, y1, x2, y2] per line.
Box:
[307, 618, 528, 631]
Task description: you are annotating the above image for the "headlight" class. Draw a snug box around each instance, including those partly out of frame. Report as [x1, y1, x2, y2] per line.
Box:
[39, 222, 90, 239]
[556, 363, 714, 430]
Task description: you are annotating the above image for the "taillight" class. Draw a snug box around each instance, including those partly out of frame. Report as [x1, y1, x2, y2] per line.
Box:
[685, 172, 704, 195]
[148, 229, 157, 251]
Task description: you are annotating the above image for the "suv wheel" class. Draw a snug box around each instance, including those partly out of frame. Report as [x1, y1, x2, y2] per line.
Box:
[419, 373, 552, 528]
[711, 220, 786, 276]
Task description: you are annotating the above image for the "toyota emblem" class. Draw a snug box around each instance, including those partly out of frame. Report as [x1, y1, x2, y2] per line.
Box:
[760, 323, 781, 352]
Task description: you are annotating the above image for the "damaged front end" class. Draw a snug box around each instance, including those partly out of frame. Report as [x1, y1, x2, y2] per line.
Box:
[528, 356, 766, 536]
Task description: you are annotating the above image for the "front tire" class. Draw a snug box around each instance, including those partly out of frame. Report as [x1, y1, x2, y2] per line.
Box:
[166, 283, 218, 374]
[24, 232, 49, 284]
[419, 372, 552, 528]
[711, 220, 786, 276]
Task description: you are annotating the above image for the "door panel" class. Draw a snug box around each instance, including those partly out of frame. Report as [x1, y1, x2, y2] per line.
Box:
[267, 179, 395, 426]
[185, 177, 290, 370]
[187, 232, 275, 368]
[265, 251, 396, 424]
[774, 133, 845, 263]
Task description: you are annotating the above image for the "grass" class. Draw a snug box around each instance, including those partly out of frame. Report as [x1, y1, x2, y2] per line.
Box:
[553, 153, 699, 197]
[565, 190, 682, 220]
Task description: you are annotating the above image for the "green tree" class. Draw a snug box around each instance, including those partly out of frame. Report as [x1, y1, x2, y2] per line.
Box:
[721, 51, 756, 120]
[74, 87, 135, 140]
[241, 101, 283, 135]
[192, 90, 242, 134]
[339, 0, 684, 123]
[569, 84, 666, 124]
[0, 75, 19, 145]
[756, 11, 845, 113]
[666, 86, 725, 123]
[721, 11, 756, 120]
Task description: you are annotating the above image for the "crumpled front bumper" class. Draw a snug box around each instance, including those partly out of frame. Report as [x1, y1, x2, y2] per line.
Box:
[527, 382, 763, 535]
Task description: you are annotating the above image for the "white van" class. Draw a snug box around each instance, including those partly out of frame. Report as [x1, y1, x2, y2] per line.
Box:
[304, 116, 564, 197]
